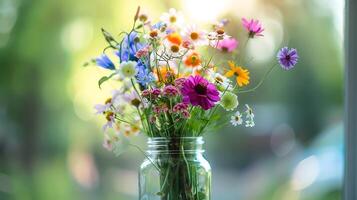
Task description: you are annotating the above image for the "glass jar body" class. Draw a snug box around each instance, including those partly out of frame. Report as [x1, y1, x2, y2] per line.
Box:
[139, 137, 211, 200]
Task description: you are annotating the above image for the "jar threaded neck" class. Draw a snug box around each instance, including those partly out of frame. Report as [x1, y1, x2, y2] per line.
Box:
[147, 137, 204, 154]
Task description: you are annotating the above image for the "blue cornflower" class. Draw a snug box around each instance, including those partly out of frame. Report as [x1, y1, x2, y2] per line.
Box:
[117, 32, 145, 62]
[96, 54, 115, 70]
[136, 64, 155, 86]
[277, 47, 299, 70]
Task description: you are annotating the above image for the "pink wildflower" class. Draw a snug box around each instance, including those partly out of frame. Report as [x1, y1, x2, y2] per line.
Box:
[151, 88, 161, 97]
[173, 103, 189, 112]
[216, 38, 238, 52]
[174, 78, 187, 89]
[163, 85, 180, 97]
[242, 18, 264, 38]
[135, 45, 150, 58]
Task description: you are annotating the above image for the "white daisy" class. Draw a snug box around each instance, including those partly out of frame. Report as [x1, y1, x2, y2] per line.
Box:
[181, 24, 208, 46]
[160, 8, 184, 28]
[160, 40, 186, 58]
[230, 111, 243, 126]
[245, 104, 255, 118]
[207, 30, 231, 43]
[244, 104, 255, 127]
[118, 61, 138, 78]
[245, 120, 255, 127]
[210, 72, 233, 92]
[123, 91, 142, 108]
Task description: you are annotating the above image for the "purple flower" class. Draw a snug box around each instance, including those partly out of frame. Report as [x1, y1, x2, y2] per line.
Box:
[216, 38, 238, 52]
[277, 47, 299, 70]
[181, 75, 220, 110]
[242, 18, 264, 38]
[163, 85, 180, 97]
[96, 54, 115, 70]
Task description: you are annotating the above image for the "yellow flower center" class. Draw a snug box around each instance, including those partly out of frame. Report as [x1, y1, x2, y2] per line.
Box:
[169, 16, 177, 23]
[150, 30, 158, 38]
[105, 112, 114, 121]
[215, 77, 223, 83]
[216, 29, 225, 35]
[139, 14, 148, 22]
[131, 98, 141, 107]
[105, 98, 112, 104]
[170, 45, 180, 53]
[190, 32, 199, 40]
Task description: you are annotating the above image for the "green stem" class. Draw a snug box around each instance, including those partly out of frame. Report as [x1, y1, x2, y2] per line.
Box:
[238, 64, 278, 94]
[130, 144, 161, 172]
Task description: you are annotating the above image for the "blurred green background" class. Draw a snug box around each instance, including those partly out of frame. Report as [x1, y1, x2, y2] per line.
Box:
[0, 0, 344, 199]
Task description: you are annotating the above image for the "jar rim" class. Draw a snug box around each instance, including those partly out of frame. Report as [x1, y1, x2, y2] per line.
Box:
[147, 136, 204, 154]
[148, 136, 203, 140]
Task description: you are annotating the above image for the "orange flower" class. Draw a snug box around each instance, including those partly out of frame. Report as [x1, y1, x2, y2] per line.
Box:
[225, 61, 250, 87]
[154, 66, 176, 83]
[184, 52, 201, 67]
[167, 32, 182, 45]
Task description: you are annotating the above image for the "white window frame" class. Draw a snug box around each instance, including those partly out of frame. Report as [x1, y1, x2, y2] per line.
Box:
[345, 0, 356, 199]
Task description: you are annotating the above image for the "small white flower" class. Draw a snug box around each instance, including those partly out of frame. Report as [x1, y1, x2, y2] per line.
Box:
[103, 133, 117, 151]
[245, 104, 255, 118]
[245, 120, 255, 127]
[118, 61, 138, 78]
[102, 112, 115, 131]
[94, 103, 111, 114]
[244, 104, 255, 127]
[210, 72, 233, 92]
[141, 98, 150, 109]
[123, 91, 142, 107]
[230, 111, 243, 126]
[181, 24, 208, 46]
[207, 31, 231, 41]
[159, 40, 185, 58]
[160, 8, 184, 28]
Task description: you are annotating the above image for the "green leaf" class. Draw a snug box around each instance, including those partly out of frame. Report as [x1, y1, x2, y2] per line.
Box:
[197, 191, 207, 200]
[98, 72, 117, 89]
[101, 28, 118, 47]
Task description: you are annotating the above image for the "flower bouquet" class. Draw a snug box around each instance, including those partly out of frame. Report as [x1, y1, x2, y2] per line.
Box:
[89, 7, 298, 200]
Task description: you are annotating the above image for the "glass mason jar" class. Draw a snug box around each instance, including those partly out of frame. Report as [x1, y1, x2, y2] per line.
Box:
[139, 137, 211, 200]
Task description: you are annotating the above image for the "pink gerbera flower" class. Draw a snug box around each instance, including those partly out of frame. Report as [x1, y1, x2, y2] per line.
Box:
[242, 18, 264, 38]
[181, 75, 220, 110]
[216, 38, 238, 52]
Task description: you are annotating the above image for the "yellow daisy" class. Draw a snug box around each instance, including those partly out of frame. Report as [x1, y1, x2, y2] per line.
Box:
[225, 61, 250, 87]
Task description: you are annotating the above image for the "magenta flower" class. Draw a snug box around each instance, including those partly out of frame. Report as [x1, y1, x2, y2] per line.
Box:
[181, 75, 220, 110]
[242, 18, 264, 38]
[216, 38, 238, 52]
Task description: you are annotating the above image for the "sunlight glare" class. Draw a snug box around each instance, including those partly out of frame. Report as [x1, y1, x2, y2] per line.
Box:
[182, 0, 232, 22]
